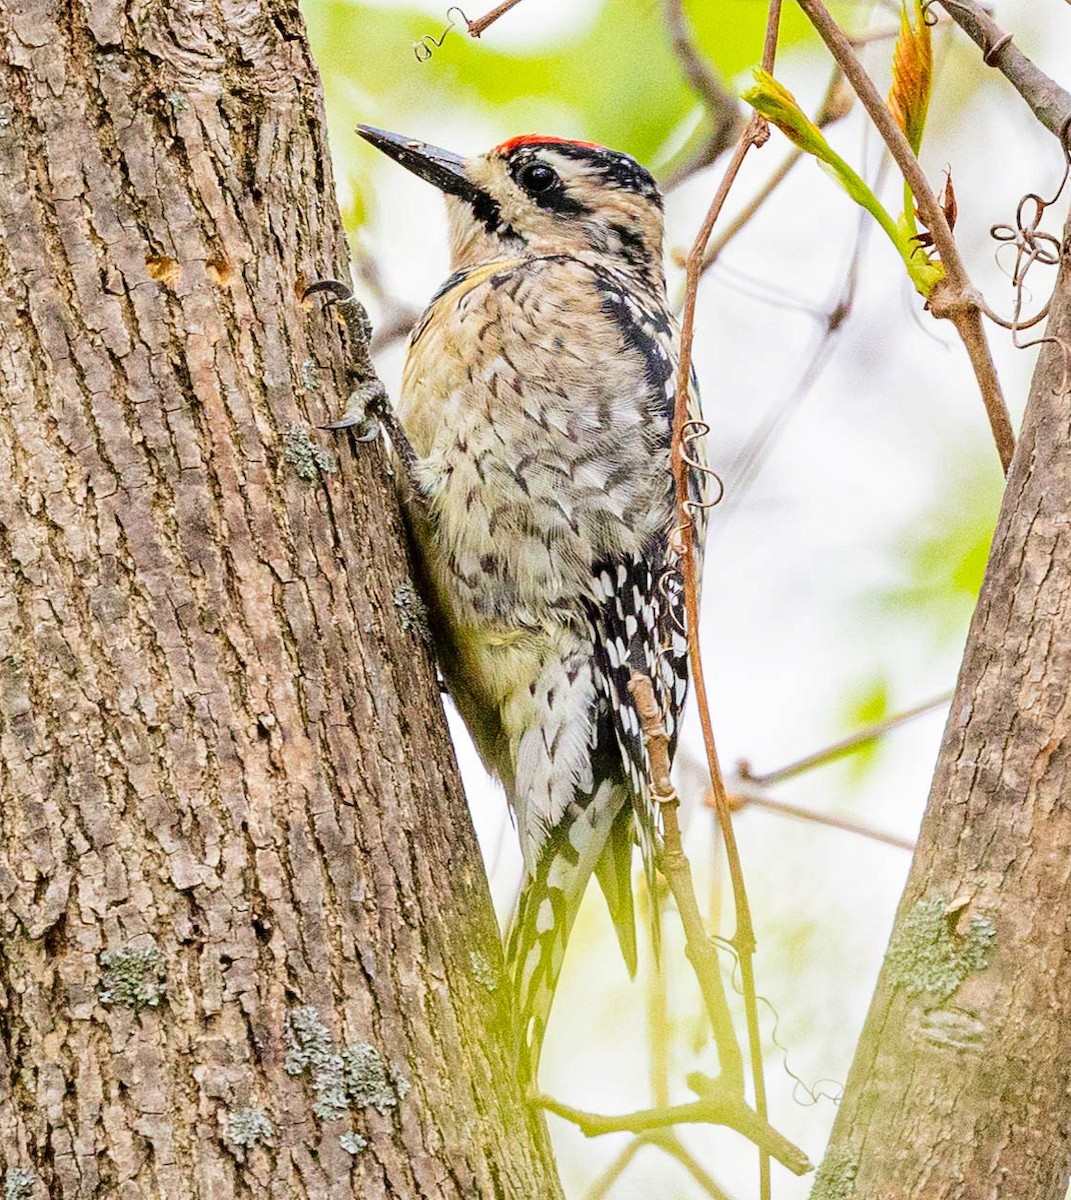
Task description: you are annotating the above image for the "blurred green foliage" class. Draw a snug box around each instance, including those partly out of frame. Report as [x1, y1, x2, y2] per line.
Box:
[883, 456, 1003, 644]
[303, 0, 823, 226]
[838, 675, 890, 781]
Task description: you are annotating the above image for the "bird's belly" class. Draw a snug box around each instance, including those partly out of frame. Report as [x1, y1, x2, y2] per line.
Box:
[412, 407, 673, 625]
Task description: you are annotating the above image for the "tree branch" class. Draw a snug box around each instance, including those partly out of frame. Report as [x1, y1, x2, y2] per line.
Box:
[627, 673, 811, 1181]
[795, 0, 1015, 474]
[628, 675, 743, 1089]
[533, 1093, 811, 1176]
[937, 0, 1071, 139]
[816, 202, 1071, 1199]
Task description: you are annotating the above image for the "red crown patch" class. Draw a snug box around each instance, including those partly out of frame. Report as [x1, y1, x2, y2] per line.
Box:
[493, 134, 603, 156]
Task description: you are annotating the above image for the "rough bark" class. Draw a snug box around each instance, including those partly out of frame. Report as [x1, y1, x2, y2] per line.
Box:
[0, 3, 562, 1198]
[812, 212, 1071, 1199]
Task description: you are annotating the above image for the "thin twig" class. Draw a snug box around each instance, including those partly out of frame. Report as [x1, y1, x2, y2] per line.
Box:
[533, 1092, 811, 1175]
[672, 110, 774, 1194]
[725, 789, 916, 851]
[936, 0, 1071, 139]
[465, 0, 526, 37]
[744, 691, 954, 785]
[795, 0, 1015, 474]
[629, 674, 744, 1091]
[715, 692, 955, 852]
[669, 11, 784, 1199]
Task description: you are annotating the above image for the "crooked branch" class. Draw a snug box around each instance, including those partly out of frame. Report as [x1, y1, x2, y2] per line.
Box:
[668, 13, 785, 1200]
[937, 0, 1071, 139]
[534, 1092, 811, 1177]
[629, 674, 743, 1090]
[661, 0, 743, 187]
[628, 673, 811, 1182]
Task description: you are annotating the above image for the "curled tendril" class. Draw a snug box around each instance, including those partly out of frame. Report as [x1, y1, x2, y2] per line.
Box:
[984, 119, 1071, 393]
[712, 934, 845, 1109]
[665, 419, 723, 632]
[681, 418, 725, 515]
[413, 6, 470, 61]
[668, 417, 724, 547]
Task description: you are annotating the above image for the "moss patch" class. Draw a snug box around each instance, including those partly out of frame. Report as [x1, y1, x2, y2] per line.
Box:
[98, 944, 167, 1011]
[393, 580, 431, 644]
[225, 1106, 273, 1154]
[284, 425, 338, 481]
[5, 1170, 36, 1200]
[340, 1130, 369, 1155]
[469, 950, 497, 992]
[284, 1007, 410, 1122]
[886, 898, 995, 1001]
[810, 1146, 858, 1200]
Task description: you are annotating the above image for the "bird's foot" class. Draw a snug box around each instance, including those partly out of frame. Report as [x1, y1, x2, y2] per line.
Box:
[304, 278, 390, 438]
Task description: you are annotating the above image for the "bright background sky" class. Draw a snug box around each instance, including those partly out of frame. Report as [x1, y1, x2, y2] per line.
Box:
[301, 2, 1069, 1195]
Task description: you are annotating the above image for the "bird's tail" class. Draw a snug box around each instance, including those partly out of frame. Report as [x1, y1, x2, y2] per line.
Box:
[505, 778, 637, 1085]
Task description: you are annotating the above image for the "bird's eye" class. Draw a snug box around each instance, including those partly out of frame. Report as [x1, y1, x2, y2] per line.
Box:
[518, 162, 559, 195]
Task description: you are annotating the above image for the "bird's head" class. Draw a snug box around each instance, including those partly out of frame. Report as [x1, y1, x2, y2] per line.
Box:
[358, 126, 664, 281]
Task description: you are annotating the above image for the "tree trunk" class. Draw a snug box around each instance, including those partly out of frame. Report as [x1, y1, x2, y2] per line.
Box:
[0, 3, 562, 1197]
[812, 211, 1071, 1198]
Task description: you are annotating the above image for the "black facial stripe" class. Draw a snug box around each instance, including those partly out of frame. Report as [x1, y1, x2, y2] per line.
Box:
[538, 143, 662, 207]
[530, 188, 589, 216]
[469, 190, 520, 239]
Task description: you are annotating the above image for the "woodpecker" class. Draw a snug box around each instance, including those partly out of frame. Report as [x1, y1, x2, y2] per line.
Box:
[356, 125, 706, 1082]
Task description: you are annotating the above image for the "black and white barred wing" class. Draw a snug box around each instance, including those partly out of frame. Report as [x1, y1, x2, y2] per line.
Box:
[589, 548, 690, 892]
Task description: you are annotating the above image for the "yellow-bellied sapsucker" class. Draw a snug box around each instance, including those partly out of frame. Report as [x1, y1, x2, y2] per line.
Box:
[357, 126, 706, 1082]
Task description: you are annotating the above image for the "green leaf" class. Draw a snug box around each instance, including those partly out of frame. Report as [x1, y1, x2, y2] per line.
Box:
[741, 68, 943, 296]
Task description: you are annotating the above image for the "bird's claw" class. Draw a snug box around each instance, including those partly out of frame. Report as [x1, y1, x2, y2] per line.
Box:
[302, 278, 355, 304]
[320, 378, 390, 439]
[320, 414, 381, 441]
